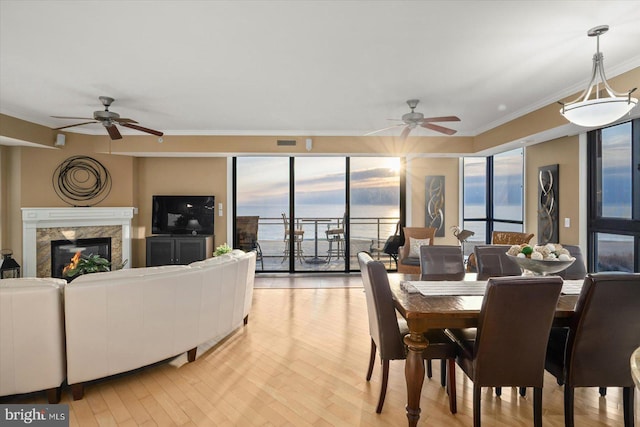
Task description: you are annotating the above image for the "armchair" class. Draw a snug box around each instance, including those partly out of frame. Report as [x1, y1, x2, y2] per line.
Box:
[397, 227, 436, 274]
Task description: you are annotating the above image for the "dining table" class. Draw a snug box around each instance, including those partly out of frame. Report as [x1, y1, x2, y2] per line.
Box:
[387, 273, 582, 427]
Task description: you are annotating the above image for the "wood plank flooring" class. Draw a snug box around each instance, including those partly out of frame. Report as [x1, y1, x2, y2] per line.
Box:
[1, 274, 637, 426]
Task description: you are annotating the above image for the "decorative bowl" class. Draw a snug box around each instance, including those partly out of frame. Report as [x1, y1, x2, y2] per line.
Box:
[506, 253, 575, 276]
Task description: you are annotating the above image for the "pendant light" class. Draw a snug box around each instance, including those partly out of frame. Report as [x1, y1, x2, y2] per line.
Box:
[559, 25, 637, 127]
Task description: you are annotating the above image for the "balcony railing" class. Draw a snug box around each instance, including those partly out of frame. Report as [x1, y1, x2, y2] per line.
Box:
[239, 216, 399, 271]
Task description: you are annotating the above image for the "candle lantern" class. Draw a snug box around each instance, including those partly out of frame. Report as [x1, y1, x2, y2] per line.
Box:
[0, 249, 21, 279]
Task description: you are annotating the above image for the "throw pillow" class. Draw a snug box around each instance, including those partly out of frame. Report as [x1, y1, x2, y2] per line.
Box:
[409, 237, 431, 258]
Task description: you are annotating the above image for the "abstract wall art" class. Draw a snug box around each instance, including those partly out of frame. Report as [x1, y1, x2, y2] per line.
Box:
[538, 164, 559, 244]
[425, 175, 445, 237]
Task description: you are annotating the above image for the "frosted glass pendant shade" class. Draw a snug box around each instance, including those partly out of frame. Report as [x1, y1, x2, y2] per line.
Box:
[560, 96, 638, 127]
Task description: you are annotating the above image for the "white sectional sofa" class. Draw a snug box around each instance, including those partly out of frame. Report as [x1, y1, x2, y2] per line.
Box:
[63, 250, 256, 400]
[0, 278, 67, 403]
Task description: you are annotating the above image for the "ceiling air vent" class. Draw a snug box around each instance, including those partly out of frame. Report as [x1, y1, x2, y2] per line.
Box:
[277, 140, 296, 146]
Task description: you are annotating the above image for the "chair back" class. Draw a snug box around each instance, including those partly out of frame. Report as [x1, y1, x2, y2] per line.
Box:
[491, 231, 534, 245]
[557, 244, 587, 280]
[236, 216, 259, 251]
[399, 227, 436, 260]
[474, 245, 522, 280]
[357, 252, 406, 361]
[419, 245, 465, 280]
[565, 273, 640, 387]
[474, 276, 563, 386]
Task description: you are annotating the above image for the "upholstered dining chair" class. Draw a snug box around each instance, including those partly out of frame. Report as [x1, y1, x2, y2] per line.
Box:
[357, 251, 458, 414]
[418, 244, 466, 385]
[445, 276, 563, 427]
[474, 245, 522, 281]
[557, 244, 587, 280]
[545, 273, 640, 427]
[467, 231, 534, 272]
[398, 227, 436, 274]
[419, 245, 466, 281]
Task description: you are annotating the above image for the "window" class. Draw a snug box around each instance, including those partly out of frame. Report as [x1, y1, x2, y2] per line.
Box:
[588, 119, 640, 272]
[462, 148, 524, 256]
[233, 156, 401, 273]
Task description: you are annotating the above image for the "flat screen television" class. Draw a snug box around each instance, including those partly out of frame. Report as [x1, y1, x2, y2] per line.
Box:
[152, 195, 215, 236]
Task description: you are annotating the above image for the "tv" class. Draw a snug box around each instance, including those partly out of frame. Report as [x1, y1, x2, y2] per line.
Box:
[152, 195, 215, 236]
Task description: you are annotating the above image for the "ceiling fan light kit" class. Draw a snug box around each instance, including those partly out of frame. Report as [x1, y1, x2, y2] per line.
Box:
[52, 96, 164, 140]
[559, 25, 638, 128]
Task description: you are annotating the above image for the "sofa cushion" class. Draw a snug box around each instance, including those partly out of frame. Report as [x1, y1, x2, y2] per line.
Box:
[71, 265, 189, 283]
[1, 278, 66, 398]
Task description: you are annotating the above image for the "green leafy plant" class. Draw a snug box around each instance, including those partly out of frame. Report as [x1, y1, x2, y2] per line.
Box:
[214, 243, 232, 256]
[63, 252, 111, 280]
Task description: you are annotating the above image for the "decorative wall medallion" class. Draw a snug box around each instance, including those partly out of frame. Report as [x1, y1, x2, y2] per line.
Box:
[52, 156, 112, 206]
[425, 175, 445, 237]
[538, 164, 559, 244]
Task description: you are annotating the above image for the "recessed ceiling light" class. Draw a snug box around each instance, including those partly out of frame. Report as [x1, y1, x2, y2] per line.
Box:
[498, 104, 507, 111]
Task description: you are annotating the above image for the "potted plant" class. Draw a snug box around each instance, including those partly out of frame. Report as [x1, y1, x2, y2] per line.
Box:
[63, 252, 127, 281]
[214, 243, 232, 256]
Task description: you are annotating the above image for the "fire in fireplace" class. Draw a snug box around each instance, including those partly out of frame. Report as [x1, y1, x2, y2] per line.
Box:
[51, 238, 111, 279]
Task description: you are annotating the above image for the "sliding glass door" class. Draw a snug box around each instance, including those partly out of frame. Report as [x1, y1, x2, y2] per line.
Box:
[234, 156, 401, 273]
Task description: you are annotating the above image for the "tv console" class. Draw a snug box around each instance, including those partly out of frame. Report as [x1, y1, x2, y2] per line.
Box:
[146, 235, 214, 267]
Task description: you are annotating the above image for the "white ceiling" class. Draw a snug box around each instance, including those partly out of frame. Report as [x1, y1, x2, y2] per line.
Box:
[1, 1, 640, 141]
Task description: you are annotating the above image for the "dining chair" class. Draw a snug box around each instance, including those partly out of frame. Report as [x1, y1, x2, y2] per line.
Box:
[467, 231, 534, 273]
[418, 244, 466, 385]
[545, 273, 640, 427]
[419, 245, 466, 281]
[398, 227, 436, 274]
[357, 251, 458, 414]
[281, 213, 305, 263]
[445, 276, 563, 427]
[557, 244, 587, 280]
[474, 245, 522, 280]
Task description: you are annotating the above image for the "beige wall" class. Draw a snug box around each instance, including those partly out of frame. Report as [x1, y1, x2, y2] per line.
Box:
[1, 146, 24, 263]
[406, 157, 460, 245]
[134, 157, 228, 266]
[525, 136, 581, 245]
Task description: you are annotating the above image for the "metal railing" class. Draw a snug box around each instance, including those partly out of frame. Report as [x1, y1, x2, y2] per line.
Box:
[239, 215, 400, 271]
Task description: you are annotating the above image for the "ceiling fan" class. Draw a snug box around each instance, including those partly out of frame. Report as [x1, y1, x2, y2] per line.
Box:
[366, 99, 460, 139]
[52, 96, 164, 140]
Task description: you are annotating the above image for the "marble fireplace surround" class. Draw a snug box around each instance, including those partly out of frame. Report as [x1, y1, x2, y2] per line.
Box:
[22, 207, 135, 278]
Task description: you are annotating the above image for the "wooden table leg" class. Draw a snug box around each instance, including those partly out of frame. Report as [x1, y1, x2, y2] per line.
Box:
[404, 331, 428, 427]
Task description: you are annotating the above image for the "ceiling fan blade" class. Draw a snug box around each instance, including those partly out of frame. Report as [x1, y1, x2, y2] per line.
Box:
[421, 122, 458, 135]
[113, 117, 139, 124]
[120, 122, 164, 137]
[106, 124, 122, 140]
[54, 121, 97, 130]
[422, 116, 461, 123]
[364, 123, 405, 136]
[400, 126, 412, 140]
[51, 116, 95, 120]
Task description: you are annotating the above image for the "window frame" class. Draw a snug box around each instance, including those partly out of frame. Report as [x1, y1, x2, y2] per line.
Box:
[586, 118, 640, 272]
[462, 147, 525, 243]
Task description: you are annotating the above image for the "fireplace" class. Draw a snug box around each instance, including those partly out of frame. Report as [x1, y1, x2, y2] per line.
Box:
[21, 207, 135, 278]
[51, 237, 112, 279]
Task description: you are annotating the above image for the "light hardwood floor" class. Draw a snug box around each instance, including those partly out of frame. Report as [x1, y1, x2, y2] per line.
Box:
[1, 274, 637, 426]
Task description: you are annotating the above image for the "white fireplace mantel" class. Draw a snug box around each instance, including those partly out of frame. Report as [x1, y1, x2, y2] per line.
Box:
[22, 207, 136, 277]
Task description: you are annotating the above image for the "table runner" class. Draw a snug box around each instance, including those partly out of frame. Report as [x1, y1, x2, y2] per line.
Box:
[401, 279, 585, 296]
